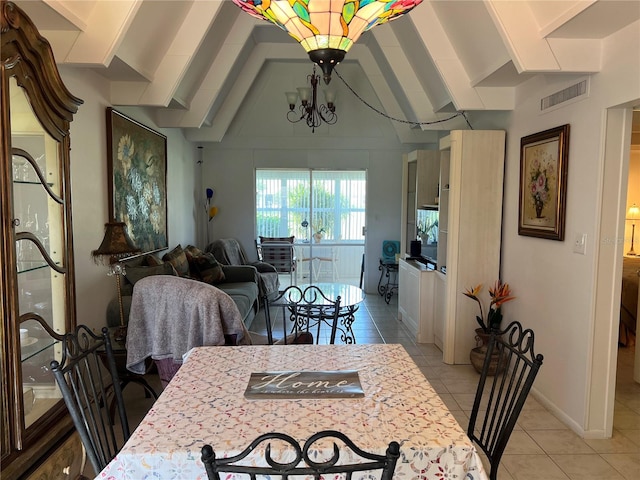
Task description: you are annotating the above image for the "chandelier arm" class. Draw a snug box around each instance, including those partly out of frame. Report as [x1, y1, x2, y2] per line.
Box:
[333, 69, 473, 129]
[318, 106, 337, 125]
[286, 107, 306, 123]
[307, 109, 321, 129]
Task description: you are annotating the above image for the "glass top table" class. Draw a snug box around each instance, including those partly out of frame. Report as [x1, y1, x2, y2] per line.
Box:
[271, 283, 365, 344]
[296, 282, 365, 308]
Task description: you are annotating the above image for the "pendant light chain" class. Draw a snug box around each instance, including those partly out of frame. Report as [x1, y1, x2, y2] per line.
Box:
[334, 68, 473, 129]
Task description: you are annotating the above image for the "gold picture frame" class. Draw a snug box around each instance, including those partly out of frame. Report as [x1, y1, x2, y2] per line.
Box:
[518, 124, 570, 241]
[106, 108, 168, 254]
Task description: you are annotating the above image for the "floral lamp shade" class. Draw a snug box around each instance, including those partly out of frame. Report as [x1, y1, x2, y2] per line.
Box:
[91, 222, 140, 265]
[92, 222, 140, 329]
[232, 0, 423, 82]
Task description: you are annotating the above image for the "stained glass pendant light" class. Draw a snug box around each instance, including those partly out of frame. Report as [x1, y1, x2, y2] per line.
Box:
[233, 0, 423, 83]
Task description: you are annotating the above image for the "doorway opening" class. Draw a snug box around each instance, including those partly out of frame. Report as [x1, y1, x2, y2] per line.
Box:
[591, 104, 639, 438]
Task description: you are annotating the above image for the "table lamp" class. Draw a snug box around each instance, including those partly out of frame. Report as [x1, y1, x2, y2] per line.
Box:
[91, 222, 140, 341]
[627, 203, 639, 256]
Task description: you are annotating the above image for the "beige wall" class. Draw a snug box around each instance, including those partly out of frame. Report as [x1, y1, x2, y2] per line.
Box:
[501, 19, 640, 437]
[59, 67, 198, 333]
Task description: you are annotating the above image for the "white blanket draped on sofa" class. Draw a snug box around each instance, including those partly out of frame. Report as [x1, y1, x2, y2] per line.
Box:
[126, 275, 250, 375]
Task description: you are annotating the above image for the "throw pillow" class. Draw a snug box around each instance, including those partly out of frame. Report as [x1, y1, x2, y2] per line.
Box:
[190, 252, 225, 284]
[144, 254, 164, 266]
[125, 263, 177, 285]
[184, 245, 204, 278]
[184, 244, 204, 257]
[121, 255, 147, 268]
[162, 244, 190, 277]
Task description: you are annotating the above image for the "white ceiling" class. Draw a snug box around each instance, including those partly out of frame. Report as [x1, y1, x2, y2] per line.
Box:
[14, 0, 640, 143]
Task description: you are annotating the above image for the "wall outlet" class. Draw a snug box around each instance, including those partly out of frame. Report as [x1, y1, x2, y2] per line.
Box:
[573, 233, 587, 255]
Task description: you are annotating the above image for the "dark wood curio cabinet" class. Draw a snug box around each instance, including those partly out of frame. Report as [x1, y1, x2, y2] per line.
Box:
[1, 1, 84, 478]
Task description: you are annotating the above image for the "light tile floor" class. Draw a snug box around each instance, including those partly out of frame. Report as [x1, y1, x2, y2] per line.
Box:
[122, 294, 640, 480]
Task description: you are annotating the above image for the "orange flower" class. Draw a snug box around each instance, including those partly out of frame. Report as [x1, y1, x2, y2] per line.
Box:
[463, 284, 483, 301]
[463, 280, 515, 333]
[489, 280, 515, 309]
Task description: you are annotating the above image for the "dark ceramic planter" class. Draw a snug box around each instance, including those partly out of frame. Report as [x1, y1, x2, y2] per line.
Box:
[470, 328, 506, 375]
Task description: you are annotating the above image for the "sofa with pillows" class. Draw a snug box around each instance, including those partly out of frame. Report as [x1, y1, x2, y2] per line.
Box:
[106, 244, 260, 330]
[206, 238, 279, 298]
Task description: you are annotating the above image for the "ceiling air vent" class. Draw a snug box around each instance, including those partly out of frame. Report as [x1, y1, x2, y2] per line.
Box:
[540, 78, 589, 112]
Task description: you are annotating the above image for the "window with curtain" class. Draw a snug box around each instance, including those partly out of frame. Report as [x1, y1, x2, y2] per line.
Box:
[256, 169, 366, 243]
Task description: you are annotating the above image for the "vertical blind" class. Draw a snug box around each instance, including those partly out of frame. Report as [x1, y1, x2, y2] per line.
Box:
[256, 169, 366, 243]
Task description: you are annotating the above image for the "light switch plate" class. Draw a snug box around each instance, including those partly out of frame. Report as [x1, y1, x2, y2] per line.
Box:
[573, 233, 587, 255]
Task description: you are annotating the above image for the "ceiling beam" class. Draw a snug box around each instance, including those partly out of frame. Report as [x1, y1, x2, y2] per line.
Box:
[111, 0, 227, 107]
[63, 0, 142, 67]
[155, 13, 258, 128]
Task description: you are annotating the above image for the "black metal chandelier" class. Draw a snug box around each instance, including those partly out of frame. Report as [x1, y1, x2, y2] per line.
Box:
[286, 66, 337, 133]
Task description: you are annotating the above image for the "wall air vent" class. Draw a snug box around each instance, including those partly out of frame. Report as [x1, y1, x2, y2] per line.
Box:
[540, 78, 589, 112]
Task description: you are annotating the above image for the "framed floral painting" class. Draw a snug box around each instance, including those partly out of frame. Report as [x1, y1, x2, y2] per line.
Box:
[518, 124, 570, 241]
[106, 108, 168, 254]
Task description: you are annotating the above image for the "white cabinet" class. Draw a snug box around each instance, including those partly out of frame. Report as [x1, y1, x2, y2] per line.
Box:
[433, 271, 447, 350]
[437, 150, 450, 269]
[398, 258, 435, 343]
[400, 150, 439, 256]
[438, 130, 506, 364]
[398, 132, 505, 363]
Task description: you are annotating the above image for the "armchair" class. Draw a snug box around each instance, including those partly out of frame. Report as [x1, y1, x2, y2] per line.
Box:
[206, 238, 279, 297]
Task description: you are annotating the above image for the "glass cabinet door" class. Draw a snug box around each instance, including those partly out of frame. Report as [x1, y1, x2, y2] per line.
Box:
[10, 77, 67, 430]
[2, 2, 82, 475]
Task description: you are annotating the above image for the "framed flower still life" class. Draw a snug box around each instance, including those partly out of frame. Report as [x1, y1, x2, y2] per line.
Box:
[518, 124, 570, 241]
[106, 108, 168, 254]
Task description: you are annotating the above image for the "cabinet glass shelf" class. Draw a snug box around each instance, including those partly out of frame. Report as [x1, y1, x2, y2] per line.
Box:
[20, 337, 57, 363]
[13, 180, 55, 187]
[17, 261, 49, 275]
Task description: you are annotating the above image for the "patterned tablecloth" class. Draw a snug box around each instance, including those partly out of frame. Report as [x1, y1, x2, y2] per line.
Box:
[96, 344, 488, 480]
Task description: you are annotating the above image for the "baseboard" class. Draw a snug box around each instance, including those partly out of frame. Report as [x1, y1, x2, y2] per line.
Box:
[398, 308, 418, 337]
[529, 386, 591, 438]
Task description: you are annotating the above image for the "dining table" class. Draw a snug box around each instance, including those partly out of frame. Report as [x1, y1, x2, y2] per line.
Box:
[96, 344, 488, 480]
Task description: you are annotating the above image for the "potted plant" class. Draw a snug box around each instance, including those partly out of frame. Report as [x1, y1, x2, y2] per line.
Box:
[463, 280, 515, 373]
[417, 219, 438, 244]
[312, 227, 325, 243]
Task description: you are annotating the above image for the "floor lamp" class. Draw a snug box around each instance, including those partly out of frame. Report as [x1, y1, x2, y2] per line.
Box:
[627, 203, 639, 256]
[91, 222, 140, 341]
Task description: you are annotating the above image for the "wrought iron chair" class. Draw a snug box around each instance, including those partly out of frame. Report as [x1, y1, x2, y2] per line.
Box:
[262, 285, 341, 345]
[201, 430, 400, 480]
[467, 321, 544, 480]
[50, 325, 130, 475]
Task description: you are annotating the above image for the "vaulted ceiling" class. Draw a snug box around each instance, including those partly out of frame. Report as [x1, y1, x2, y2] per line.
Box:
[16, 0, 640, 143]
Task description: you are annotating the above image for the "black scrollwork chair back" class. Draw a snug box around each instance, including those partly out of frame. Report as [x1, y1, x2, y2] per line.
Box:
[201, 430, 400, 480]
[262, 285, 341, 345]
[467, 321, 544, 480]
[50, 325, 130, 474]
